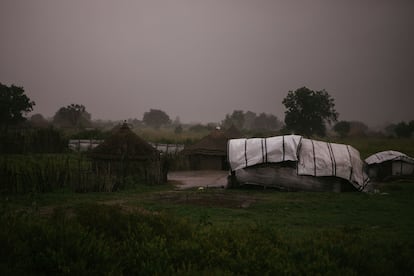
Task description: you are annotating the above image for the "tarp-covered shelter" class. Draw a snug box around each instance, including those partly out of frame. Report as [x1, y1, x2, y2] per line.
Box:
[69, 139, 103, 152]
[365, 150, 414, 181]
[182, 126, 242, 170]
[228, 135, 370, 192]
[149, 143, 184, 155]
[89, 123, 163, 185]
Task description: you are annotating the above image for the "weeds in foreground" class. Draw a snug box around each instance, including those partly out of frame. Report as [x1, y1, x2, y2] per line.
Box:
[0, 203, 413, 275]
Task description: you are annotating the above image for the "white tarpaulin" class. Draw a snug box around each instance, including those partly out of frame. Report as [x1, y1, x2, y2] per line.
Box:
[228, 135, 302, 171]
[297, 139, 367, 190]
[228, 135, 369, 191]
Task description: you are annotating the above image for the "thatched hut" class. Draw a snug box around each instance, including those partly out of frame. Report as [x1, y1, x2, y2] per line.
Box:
[182, 126, 242, 170]
[89, 123, 163, 185]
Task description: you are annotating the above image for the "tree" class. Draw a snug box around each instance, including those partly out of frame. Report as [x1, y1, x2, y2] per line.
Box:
[348, 121, 369, 137]
[142, 109, 171, 129]
[243, 111, 257, 130]
[394, 121, 413, 138]
[126, 118, 143, 128]
[410, 120, 414, 130]
[30, 113, 49, 128]
[333, 121, 351, 138]
[253, 113, 281, 131]
[53, 104, 91, 129]
[282, 87, 338, 137]
[409, 120, 414, 136]
[221, 110, 245, 130]
[0, 82, 35, 132]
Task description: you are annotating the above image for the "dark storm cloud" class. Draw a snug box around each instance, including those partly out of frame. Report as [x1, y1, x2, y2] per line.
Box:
[1, 0, 413, 126]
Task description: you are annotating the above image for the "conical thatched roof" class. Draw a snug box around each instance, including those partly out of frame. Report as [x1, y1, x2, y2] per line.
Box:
[225, 124, 242, 138]
[183, 126, 242, 156]
[89, 123, 158, 160]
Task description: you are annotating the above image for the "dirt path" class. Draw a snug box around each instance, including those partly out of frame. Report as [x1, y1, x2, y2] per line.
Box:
[168, 170, 228, 190]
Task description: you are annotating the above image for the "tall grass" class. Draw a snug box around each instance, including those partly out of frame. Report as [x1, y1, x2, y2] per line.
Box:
[0, 154, 117, 194]
[0, 127, 67, 154]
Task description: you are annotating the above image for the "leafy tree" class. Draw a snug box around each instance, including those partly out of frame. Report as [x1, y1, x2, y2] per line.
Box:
[243, 111, 257, 130]
[409, 120, 414, 135]
[394, 121, 413, 138]
[384, 123, 397, 137]
[126, 118, 143, 128]
[221, 110, 281, 132]
[253, 113, 281, 131]
[221, 110, 245, 130]
[53, 104, 91, 129]
[348, 121, 369, 137]
[282, 87, 338, 137]
[333, 121, 351, 138]
[0, 83, 35, 132]
[142, 109, 171, 129]
[30, 113, 49, 128]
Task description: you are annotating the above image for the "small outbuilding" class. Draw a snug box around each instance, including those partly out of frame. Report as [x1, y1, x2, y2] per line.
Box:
[365, 150, 414, 181]
[182, 126, 242, 170]
[89, 123, 163, 185]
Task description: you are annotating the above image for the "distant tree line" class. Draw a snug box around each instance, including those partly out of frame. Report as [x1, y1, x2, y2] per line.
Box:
[388, 121, 414, 138]
[221, 110, 282, 132]
[1, 81, 413, 151]
[53, 104, 92, 129]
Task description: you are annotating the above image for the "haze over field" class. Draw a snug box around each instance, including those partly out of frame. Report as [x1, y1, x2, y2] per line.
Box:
[1, 0, 413, 126]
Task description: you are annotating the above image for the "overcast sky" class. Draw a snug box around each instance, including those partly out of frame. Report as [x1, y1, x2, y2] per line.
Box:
[1, 0, 413, 126]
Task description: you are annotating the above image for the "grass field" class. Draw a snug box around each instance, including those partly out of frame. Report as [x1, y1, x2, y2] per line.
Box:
[1, 179, 414, 275]
[1, 137, 413, 274]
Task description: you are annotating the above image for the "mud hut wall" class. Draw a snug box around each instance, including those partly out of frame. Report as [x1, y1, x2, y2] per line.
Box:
[147, 157, 163, 184]
[189, 154, 225, 170]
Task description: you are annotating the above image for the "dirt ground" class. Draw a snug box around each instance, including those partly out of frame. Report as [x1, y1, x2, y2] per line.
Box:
[168, 170, 229, 190]
[153, 190, 256, 209]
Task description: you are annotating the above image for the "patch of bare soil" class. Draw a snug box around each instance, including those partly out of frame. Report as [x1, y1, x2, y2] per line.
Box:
[168, 170, 229, 189]
[34, 199, 157, 217]
[153, 190, 257, 209]
[100, 199, 158, 215]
